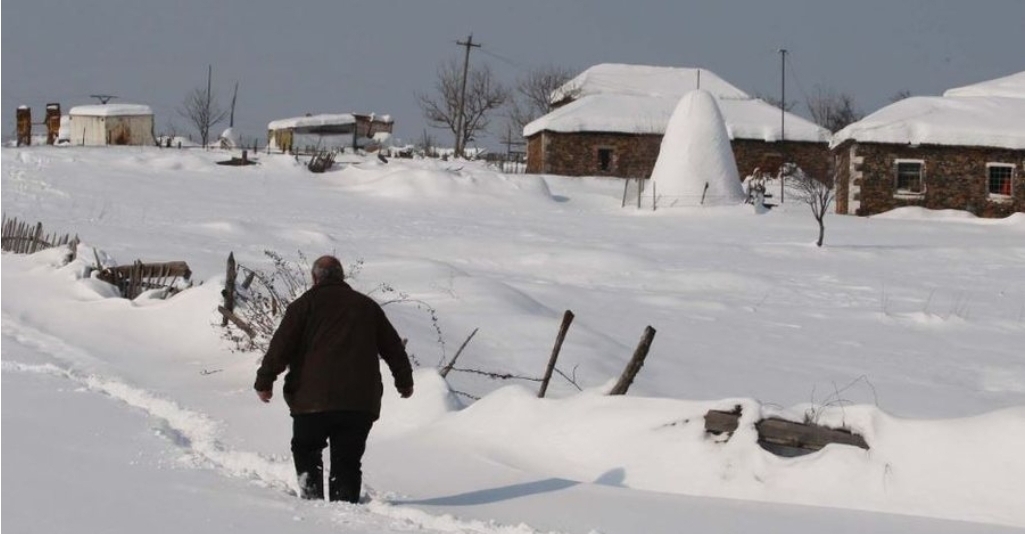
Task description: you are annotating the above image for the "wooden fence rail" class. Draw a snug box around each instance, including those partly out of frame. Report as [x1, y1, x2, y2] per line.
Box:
[96, 260, 192, 300]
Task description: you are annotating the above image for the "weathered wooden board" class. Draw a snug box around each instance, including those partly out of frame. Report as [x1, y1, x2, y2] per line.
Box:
[97, 260, 192, 299]
[705, 407, 869, 452]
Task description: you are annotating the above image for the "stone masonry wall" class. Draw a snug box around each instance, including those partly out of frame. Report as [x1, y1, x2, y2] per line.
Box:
[527, 132, 831, 186]
[526, 134, 545, 174]
[833, 144, 852, 214]
[842, 142, 1024, 218]
[533, 132, 663, 178]
[731, 140, 832, 182]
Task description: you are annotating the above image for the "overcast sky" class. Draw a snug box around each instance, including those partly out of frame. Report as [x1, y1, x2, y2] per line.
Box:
[3, 0, 1023, 148]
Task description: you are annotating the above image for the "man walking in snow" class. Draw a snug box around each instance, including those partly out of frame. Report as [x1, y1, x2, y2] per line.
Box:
[254, 255, 414, 503]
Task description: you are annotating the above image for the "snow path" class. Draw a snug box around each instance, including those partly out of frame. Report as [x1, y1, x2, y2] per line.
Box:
[4, 314, 1018, 534]
[1, 315, 561, 534]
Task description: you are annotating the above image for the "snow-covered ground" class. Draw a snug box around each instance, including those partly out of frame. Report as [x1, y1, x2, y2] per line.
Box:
[2, 146, 1024, 533]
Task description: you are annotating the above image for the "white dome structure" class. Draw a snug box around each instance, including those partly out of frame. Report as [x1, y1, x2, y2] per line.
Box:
[650, 89, 745, 207]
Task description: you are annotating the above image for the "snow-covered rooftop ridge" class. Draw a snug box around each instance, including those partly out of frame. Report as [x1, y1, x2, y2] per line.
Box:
[267, 113, 394, 130]
[524, 93, 831, 142]
[943, 70, 1025, 99]
[830, 95, 1025, 150]
[267, 113, 356, 130]
[68, 104, 153, 117]
[550, 63, 750, 103]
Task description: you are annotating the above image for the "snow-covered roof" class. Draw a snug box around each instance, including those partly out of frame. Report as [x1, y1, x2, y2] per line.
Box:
[550, 63, 750, 103]
[267, 113, 394, 130]
[524, 93, 831, 142]
[943, 71, 1025, 99]
[830, 95, 1025, 150]
[267, 113, 356, 130]
[68, 104, 153, 117]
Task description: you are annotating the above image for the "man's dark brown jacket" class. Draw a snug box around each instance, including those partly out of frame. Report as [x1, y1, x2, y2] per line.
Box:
[254, 279, 413, 418]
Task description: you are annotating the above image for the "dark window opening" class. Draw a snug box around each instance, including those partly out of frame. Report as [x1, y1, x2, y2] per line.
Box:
[988, 165, 1013, 196]
[896, 161, 924, 193]
[597, 148, 613, 172]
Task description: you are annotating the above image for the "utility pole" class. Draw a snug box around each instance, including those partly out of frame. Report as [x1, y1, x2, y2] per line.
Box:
[779, 48, 787, 204]
[206, 65, 214, 147]
[229, 81, 239, 128]
[455, 33, 480, 158]
[207, 65, 213, 112]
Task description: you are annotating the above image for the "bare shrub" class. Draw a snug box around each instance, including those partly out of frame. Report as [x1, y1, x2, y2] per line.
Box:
[222, 250, 437, 367]
[786, 163, 836, 247]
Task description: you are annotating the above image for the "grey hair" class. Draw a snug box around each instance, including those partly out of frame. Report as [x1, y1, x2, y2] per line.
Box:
[311, 255, 344, 283]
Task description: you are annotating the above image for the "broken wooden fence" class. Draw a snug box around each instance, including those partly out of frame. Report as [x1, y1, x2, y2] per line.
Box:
[608, 325, 657, 395]
[217, 252, 259, 338]
[705, 406, 869, 455]
[96, 260, 192, 300]
[1, 215, 79, 258]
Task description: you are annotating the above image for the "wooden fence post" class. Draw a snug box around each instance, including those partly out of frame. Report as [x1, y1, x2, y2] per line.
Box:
[608, 325, 656, 395]
[222, 252, 236, 327]
[440, 327, 479, 378]
[17, 220, 27, 253]
[32, 221, 43, 253]
[538, 310, 574, 398]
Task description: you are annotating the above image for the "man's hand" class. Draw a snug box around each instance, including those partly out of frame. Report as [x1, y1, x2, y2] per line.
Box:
[257, 389, 273, 403]
[398, 386, 413, 399]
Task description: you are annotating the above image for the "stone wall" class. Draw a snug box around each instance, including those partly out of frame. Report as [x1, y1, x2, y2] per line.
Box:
[526, 133, 546, 174]
[836, 141, 1020, 216]
[527, 132, 662, 178]
[526, 132, 831, 184]
[833, 144, 852, 215]
[732, 140, 831, 182]
[835, 141, 1025, 218]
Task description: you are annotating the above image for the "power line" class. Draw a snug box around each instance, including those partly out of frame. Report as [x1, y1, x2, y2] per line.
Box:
[783, 51, 815, 116]
[477, 47, 526, 71]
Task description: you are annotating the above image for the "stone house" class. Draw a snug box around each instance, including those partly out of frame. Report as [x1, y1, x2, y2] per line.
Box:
[267, 113, 393, 154]
[523, 64, 832, 182]
[831, 71, 1025, 218]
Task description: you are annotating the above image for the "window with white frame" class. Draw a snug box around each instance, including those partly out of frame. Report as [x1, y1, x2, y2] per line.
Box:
[987, 163, 1014, 197]
[894, 160, 925, 194]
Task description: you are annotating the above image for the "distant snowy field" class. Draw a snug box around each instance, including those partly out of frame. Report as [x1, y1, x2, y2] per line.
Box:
[3, 146, 1024, 533]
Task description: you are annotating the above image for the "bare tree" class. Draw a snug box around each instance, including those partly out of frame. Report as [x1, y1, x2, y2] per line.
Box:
[755, 92, 798, 112]
[417, 59, 509, 157]
[806, 87, 862, 133]
[178, 66, 229, 147]
[787, 163, 835, 247]
[416, 128, 437, 157]
[508, 64, 576, 133]
[890, 89, 913, 103]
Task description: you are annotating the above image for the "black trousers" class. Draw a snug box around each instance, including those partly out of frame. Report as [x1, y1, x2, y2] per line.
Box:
[291, 410, 375, 503]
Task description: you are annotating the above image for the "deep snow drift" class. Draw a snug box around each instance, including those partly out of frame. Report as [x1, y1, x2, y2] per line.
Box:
[3, 146, 1024, 533]
[650, 90, 745, 206]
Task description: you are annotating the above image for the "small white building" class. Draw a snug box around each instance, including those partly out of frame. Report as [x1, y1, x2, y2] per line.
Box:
[67, 104, 156, 146]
